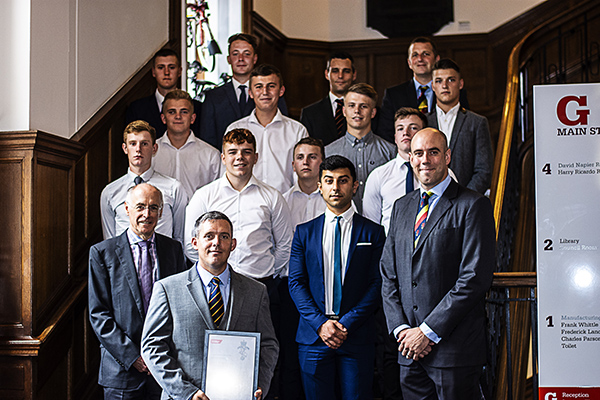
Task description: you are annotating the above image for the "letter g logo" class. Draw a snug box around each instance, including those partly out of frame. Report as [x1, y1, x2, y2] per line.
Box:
[545, 392, 557, 400]
[557, 96, 590, 126]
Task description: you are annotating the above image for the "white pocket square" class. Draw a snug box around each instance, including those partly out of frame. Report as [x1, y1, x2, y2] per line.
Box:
[356, 242, 372, 246]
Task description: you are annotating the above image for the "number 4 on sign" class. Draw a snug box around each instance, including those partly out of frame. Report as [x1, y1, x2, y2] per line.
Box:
[542, 163, 551, 175]
[546, 316, 554, 327]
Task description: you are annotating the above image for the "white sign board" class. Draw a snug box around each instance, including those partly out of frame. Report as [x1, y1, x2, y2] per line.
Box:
[535, 83, 600, 399]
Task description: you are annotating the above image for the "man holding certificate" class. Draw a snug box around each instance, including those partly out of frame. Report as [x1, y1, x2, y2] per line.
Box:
[141, 211, 279, 400]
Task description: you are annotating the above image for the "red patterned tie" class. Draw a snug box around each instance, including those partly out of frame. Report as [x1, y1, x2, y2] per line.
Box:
[417, 86, 428, 114]
[334, 99, 345, 136]
[414, 192, 432, 247]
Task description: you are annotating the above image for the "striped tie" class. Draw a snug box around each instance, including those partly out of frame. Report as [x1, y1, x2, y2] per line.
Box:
[414, 191, 432, 248]
[334, 99, 345, 137]
[417, 86, 428, 114]
[208, 277, 224, 327]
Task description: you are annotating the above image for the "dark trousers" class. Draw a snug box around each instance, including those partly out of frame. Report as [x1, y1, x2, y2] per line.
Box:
[298, 341, 374, 400]
[103, 375, 161, 400]
[400, 361, 484, 400]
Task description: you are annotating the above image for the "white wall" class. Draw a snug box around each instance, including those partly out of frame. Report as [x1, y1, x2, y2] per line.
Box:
[258, 0, 546, 41]
[2, 0, 169, 138]
[0, 0, 31, 132]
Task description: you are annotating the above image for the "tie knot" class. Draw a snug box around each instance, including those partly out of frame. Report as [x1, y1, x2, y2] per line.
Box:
[422, 191, 431, 200]
[404, 161, 411, 169]
[239, 84, 246, 92]
[134, 176, 144, 185]
[211, 276, 221, 286]
[335, 98, 344, 106]
[419, 85, 428, 92]
[138, 240, 150, 250]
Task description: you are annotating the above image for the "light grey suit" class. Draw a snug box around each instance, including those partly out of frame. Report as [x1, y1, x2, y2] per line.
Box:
[141, 266, 279, 400]
[427, 108, 493, 194]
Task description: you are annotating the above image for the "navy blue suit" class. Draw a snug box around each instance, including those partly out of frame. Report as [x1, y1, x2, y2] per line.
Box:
[125, 94, 202, 138]
[200, 81, 288, 150]
[289, 213, 385, 400]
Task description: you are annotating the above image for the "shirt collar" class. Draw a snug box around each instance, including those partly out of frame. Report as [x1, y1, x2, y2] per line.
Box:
[412, 78, 432, 93]
[436, 102, 460, 118]
[290, 181, 320, 196]
[420, 173, 451, 200]
[126, 228, 156, 245]
[394, 154, 411, 168]
[329, 92, 343, 109]
[248, 108, 283, 127]
[196, 262, 231, 288]
[159, 132, 196, 149]
[344, 131, 373, 146]
[127, 167, 155, 182]
[324, 206, 354, 224]
[232, 77, 248, 92]
[155, 89, 165, 112]
[220, 174, 259, 192]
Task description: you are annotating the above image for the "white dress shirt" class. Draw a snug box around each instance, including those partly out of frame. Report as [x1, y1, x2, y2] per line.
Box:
[154, 132, 222, 198]
[100, 167, 188, 243]
[322, 207, 354, 315]
[283, 183, 327, 231]
[226, 109, 308, 193]
[363, 155, 417, 233]
[184, 175, 293, 279]
[155, 89, 165, 112]
[328, 92, 344, 117]
[232, 77, 249, 104]
[436, 103, 460, 144]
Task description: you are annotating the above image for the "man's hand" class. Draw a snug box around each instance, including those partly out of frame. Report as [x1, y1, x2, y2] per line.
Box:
[132, 356, 151, 375]
[317, 320, 348, 349]
[254, 386, 263, 400]
[192, 389, 210, 400]
[397, 327, 434, 360]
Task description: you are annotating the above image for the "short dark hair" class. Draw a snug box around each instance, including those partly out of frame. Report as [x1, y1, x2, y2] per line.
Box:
[345, 83, 378, 105]
[222, 128, 257, 152]
[326, 51, 355, 72]
[408, 37, 438, 57]
[249, 64, 284, 86]
[433, 58, 461, 75]
[228, 33, 258, 53]
[394, 107, 428, 127]
[152, 49, 181, 67]
[193, 211, 233, 238]
[319, 155, 356, 181]
[293, 137, 325, 160]
[162, 89, 194, 112]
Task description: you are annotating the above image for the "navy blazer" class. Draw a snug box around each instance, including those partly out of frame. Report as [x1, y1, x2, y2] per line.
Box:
[380, 180, 495, 368]
[88, 231, 186, 389]
[379, 79, 470, 143]
[200, 81, 288, 150]
[289, 213, 385, 346]
[125, 93, 202, 138]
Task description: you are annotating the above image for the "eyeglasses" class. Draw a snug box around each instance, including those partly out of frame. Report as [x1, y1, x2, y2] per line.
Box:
[133, 204, 162, 213]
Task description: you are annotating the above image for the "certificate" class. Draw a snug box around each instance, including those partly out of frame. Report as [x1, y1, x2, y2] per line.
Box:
[201, 330, 260, 400]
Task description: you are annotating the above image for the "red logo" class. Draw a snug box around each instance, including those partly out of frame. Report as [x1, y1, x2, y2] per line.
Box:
[556, 96, 590, 126]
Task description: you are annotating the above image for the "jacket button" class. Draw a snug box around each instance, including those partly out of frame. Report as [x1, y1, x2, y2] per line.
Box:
[413, 305, 418, 311]
[412, 281, 417, 287]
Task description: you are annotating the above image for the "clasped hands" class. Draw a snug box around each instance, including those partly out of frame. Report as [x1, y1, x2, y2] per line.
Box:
[397, 327, 434, 360]
[318, 319, 348, 349]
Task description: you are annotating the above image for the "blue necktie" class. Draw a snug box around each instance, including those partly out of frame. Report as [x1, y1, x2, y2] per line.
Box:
[209, 277, 224, 327]
[333, 216, 343, 315]
[404, 161, 414, 193]
[138, 241, 152, 314]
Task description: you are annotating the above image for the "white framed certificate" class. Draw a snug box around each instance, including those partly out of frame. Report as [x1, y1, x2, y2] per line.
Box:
[201, 330, 260, 400]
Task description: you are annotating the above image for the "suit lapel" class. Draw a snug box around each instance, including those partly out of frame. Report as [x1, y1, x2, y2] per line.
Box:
[186, 267, 216, 329]
[115, 233, 145, 317]
[414, 181, 458, 254]
[225, 82, 242, 119]
[224, 270, 244, 330]
[449, 109, 467, 153]
[154, 234, 170, 279]
[346, 214, 363, 270]
[407, 81, 419, 108]
[312, 215, 326, 306]
[323, 97, 338, 136]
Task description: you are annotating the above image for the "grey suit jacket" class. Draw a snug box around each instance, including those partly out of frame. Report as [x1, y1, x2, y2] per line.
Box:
[427, 108, 493, 194]
[141, 266, 279, 400]
[88, 231, 186, 389]
[380, 180, 495, 368]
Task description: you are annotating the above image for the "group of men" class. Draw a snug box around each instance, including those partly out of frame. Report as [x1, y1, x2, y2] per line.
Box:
[89, 32, 497, 400]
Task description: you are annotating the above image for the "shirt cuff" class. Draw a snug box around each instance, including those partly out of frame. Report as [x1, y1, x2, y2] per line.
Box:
[419, 322, 441, 344]
[393, 324, 411, 339]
